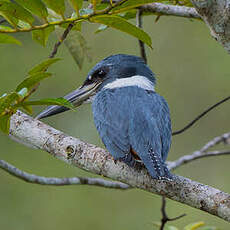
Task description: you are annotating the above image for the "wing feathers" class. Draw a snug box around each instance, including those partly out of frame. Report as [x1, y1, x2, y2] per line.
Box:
[93, 87, 172, 179]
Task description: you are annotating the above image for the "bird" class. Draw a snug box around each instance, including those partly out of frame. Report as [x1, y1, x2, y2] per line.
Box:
[37, 54, 172, 180]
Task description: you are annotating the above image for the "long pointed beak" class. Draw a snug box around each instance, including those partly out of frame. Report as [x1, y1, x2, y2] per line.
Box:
[36, 81, 100, 119]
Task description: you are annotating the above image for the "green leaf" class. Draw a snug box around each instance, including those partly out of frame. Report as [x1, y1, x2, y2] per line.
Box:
[16, 72, 52, 92]
[91, 15, 152, 48]
[14, 0, 48, 20]
[20, 98, 75, 110]
[43, 0, 65, 17]
[0, 1, 34, 25]
[111, 0, 159, 13]
[0, 25, 14, 32]
[68, 0, 83, 13]
[90, 0, 102, 9]
[0, 1, 18, 26]
[47, 8, 62, 22]
[28, 58, 61, 75]
[95, 3, 108, 11]
[184, 222, 205, 230]
[0, 33, 21, 45]
[95, 24, 108, 33]
[79, 8, 93, 16]
[0, 92, 19, 114]
[17, 87, 28, 97]
[0, 113, 11, 133]
[17, 20, 31, 29]
[32, 25, 54, 46]
[56, 27, 91, 69]
[0, 93, 7, 98]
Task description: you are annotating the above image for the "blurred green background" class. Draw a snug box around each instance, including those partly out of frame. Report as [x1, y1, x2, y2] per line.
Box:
[0, 15, 230, 230]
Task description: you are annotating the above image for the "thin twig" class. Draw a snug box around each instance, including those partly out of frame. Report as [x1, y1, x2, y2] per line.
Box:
[0, 159, 130, 189]
[200, 132, 230, 152]
[48, 0, 129, 58]
[49, 23, 74, 58]
[160, 196, 186, 230]
[136, 9, 147, 64]
[172, 96, 230, 136]
[168, 132, 230, 170]
[168, 150, 230, 171]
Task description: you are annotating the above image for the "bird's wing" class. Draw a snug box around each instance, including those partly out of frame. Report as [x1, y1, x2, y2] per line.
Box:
[92, 89, 135, 167]
[128, 90, 172, 179]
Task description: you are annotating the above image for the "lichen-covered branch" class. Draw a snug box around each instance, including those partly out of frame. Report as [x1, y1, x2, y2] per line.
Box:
[8, 111, 230, 222]
[168, 150, 230, 171]
[101, 0, 201, 19]
[0, 159, 129, 189]
[191, 0, 230, 53]
[168, 132, 230, 170]
[200, 132, 230, 152]
[140, 3, 200, 19]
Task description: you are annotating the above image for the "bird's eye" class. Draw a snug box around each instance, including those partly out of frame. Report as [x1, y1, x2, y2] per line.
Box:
[94, 69, 107, 78]
[84, 67, 109, 86]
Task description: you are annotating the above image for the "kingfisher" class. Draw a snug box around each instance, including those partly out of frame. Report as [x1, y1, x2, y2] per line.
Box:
[37, 54, 172, 180]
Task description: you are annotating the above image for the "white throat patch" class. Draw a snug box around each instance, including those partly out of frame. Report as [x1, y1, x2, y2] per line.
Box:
[104, 75, 155, 91]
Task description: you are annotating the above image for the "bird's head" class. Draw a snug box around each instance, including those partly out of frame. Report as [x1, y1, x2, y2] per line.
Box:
[36, 54, 156, 119]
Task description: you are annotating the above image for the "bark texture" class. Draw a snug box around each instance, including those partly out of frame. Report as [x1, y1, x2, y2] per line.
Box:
[191, 0, 230, 53]
[9, 111, 230, 222]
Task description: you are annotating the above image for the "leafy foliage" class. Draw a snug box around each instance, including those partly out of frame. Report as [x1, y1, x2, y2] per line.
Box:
[32, 25, 54, 46]
[0, 33, 21, 45]
[0, 0, 164, 47]
[14, 0, 48, 20]
[0, 59, 73, 134]
[0, 0, 196, 134]
[56, 27, 92, 69]
[0, 0, 195, 60]
[91, 15, 152, 47]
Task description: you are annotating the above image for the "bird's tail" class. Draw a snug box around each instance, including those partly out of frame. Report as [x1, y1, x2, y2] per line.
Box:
[141, 150, 173, 180]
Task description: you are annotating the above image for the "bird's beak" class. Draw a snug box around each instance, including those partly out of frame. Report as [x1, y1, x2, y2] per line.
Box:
[36, 81, 100, 119]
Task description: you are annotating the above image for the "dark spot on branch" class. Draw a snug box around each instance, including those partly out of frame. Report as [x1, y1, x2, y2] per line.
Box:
[66, 145, 75, 159]
[200, 200, 206, 210]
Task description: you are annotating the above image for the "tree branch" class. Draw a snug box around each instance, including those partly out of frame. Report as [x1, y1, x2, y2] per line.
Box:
[0, 0, 128, 33]
[140, 3, 200, 19]
[200, 132, 230, 152]
[136, 9, 147, 64]
[49, 23, 74, 59]
[191, 0, 230, 53]
[160, 196, 186, 230]
[8, 111, 230, 222]
[101, 1, 200, 19]
[168, 132, 230, 170]
[0, 159, 130, 189]
[168, 150, 230, 171]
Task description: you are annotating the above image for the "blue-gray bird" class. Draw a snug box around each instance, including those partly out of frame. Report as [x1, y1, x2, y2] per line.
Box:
[37, 54, 172, 180]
